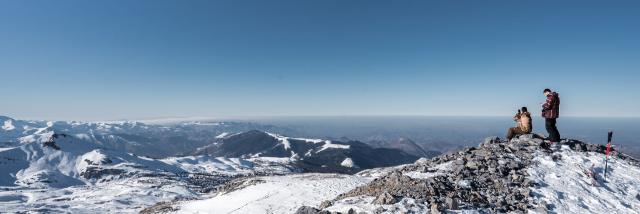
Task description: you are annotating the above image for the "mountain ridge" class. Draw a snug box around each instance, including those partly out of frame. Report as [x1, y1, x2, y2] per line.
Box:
[191, 130, 420, 174]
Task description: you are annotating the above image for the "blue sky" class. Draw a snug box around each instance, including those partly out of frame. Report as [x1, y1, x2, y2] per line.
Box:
[1, 0, 639, 120]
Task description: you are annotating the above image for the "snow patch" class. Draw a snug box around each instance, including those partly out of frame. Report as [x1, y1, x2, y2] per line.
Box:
[266, 132, 292, 150]
[266, 132, 331, 151]
[215, 132, 230, 139]
[403, 161, 453, 179]
[2, 119, 15, 131]
[317, 141, 350, 153]
[528, 146, 640, 213]
[160, 156, 293, 175]
[76, 150, 109, 173]
[341, 158, 357, 168]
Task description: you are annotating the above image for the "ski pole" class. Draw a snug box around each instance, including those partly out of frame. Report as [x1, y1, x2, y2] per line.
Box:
[604, 132, 611, 181]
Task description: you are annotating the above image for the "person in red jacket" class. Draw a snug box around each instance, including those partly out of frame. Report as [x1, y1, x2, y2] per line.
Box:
[542, 88, 561, 143]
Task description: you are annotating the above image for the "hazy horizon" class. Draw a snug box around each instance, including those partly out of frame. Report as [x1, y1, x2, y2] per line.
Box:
[5, 114, 638, 157]
[3, 114, 640, 123]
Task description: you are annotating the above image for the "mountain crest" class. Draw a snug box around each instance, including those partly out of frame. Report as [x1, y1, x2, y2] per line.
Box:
[193, 130, 418, 174]
[296, 135, 640, 213]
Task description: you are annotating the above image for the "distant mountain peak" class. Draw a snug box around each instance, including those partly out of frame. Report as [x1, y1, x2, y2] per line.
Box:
[194, 130, 418, 174]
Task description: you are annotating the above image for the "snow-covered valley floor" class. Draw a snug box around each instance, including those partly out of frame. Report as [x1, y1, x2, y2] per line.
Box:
[177, 173, 374, 214]
[0, 176, 195, 213]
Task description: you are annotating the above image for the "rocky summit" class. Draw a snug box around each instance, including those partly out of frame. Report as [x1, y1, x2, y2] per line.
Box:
[295, 134, 638, 214]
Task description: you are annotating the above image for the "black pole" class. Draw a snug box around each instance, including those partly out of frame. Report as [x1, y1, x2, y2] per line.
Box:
[604, 131, 613, 181]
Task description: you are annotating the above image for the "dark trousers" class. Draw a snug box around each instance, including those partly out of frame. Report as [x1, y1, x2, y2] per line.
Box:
[545, 118, 561, 142]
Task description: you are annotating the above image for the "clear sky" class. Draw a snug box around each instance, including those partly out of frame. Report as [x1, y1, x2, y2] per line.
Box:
[1, 0, 639, 120]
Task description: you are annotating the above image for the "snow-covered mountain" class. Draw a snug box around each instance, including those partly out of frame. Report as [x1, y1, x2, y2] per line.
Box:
[0, 116, 415, 212]
[192, 130, 420, 174]
[149, 135, 640, 214]
[0, 116, 301, 212]
[3, 115, 639, 214]
[0, 130, 298, 212]
[0, 116, 296, 158]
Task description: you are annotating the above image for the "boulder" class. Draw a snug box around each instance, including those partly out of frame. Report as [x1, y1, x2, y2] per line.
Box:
[465, 161, 479, 170]
[372, 192, 396, 205]
[294, 206, 331, 214]
[430, 203, 441, 214]
[445, 197, 459, 210]
[319, 200, 333, 209]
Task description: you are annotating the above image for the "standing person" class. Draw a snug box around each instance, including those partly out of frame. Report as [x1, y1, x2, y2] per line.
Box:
[542, 88, 561, 143]
[506, 107, 532, 141]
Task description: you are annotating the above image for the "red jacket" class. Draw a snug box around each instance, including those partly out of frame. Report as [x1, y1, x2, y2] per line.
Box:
[542, 92, 560, 119]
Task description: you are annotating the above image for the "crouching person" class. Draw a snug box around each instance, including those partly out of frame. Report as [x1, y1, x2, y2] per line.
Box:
[507, 107, 532, 141]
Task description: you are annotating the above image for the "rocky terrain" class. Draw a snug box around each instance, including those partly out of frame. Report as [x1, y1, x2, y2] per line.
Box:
[3, 115, 640, 213]
[294, 135, 640, 214]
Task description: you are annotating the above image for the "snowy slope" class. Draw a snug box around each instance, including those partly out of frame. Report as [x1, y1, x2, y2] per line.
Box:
[0, 154, 300, 213]
[0, 175, 196, 213]
[0, 130, 182, 188]
[176, 174, 375, 214]
[158, 163, 410, 214]
[160, 156, 297, 175]
[529, 145, 640, 213]
[0, 116, 304, 213]
[165, 137, 640, 214]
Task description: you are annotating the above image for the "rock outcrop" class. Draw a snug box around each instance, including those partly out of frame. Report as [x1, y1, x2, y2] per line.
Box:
[296, 135, 633, 213]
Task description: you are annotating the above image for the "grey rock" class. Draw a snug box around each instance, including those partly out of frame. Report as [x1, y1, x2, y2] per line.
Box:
[508, 162, 521, 169]
[445, 197, 459, 210]
[518, 134, 533, 141]
[373, 207, 387, 214]
[511, 174, 520, 181]
[465, 161, 478, 170]
[319, 200, 333, 209]
[140, 201, 178, 214]
[294, 206, 331, 214]
[322, 137, 632, 214]
[373, 192, 396, 205]
[430, 203, 441, 214]
[80, 167, 125, 179]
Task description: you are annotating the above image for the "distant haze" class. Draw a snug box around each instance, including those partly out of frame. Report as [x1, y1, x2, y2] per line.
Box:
[243, 116, 640, 158]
